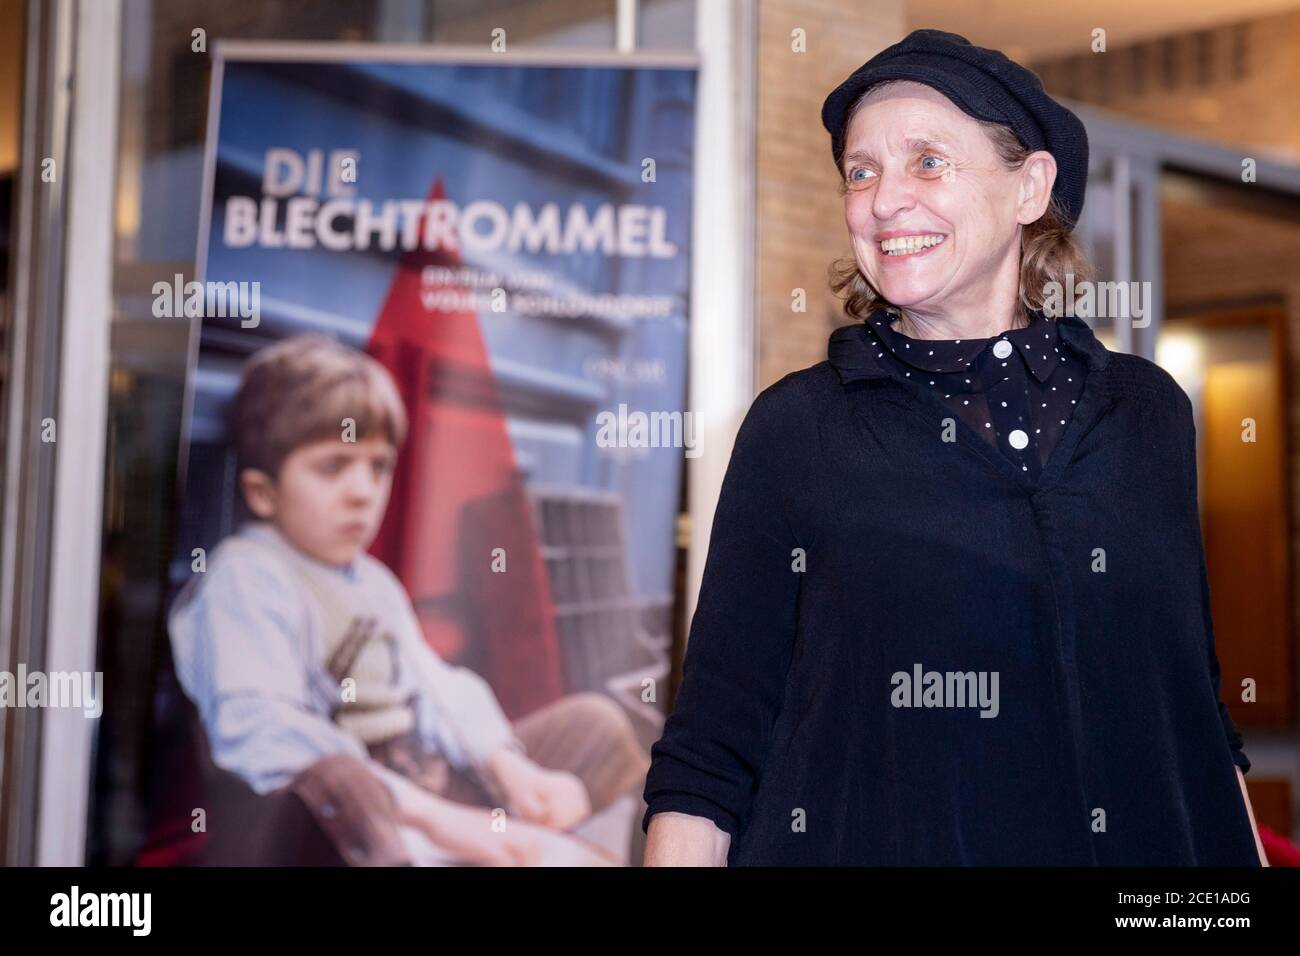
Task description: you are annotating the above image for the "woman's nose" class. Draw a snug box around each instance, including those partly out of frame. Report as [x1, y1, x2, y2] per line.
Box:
[871, 166, 917, 222]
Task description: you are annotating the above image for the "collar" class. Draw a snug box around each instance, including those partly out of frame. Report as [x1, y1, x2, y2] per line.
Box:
[828, 307, 1110, 386]
[867, 308, 1061, 383]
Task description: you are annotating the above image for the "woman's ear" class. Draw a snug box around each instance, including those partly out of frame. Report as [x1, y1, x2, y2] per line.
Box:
[1017, 150, 1057, 225]
[239, 467, 278, 520]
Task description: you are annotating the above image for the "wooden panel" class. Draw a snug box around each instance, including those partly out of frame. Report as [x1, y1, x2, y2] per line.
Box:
[1204, 343, 1295, 726]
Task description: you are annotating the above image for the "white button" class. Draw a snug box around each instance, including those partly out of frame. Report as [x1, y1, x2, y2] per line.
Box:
[1009, 429, 1028, 449]
[992, 340, 1013, 359]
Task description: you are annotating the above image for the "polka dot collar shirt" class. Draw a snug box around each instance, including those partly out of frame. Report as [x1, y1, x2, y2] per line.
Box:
[862, 307, 1087, 481]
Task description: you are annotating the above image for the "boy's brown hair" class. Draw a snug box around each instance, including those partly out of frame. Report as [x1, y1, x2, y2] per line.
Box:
[227, 334, 409, 480]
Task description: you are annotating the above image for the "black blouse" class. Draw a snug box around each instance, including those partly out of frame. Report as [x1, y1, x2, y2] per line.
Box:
[863, 307, 1086, 482]
[641, 313, 1258, 865]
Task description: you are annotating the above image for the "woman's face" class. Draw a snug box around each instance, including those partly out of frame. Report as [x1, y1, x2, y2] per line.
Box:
[840, 81, 1054, 319]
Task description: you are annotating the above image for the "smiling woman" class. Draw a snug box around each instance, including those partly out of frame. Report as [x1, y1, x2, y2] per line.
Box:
[829, 79, 1091, 333]
[641, 29, 1270, 868]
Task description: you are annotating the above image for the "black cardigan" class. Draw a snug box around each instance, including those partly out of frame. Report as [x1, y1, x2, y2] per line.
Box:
[642, 312, 1260, 866]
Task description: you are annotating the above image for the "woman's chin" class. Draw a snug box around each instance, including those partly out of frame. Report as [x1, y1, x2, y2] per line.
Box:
[875, 282, 943, 309]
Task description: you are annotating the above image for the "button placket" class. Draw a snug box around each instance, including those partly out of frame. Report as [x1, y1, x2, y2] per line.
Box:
[978, 342, 1039, 478]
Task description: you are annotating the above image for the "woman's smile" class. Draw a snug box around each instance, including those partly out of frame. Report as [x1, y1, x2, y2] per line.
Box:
[877, 232, 948, 261]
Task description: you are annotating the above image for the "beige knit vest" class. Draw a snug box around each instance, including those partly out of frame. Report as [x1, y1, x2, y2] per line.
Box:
[254, 535, 417, 746]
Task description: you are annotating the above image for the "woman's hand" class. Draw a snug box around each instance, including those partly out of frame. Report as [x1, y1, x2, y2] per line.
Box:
[485, 746, 591, 830]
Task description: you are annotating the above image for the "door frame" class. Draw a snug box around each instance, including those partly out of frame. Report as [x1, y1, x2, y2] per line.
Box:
[1070, 101, 1300, 361]
[0, 0, 121, 867]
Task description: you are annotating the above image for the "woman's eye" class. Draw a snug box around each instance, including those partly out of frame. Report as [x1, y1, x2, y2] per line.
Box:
[920, 154, 947, 171]
[847, 167, 876, 186]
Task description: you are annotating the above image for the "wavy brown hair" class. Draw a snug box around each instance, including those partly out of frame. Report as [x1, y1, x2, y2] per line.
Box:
[829, 90, 1093, 326]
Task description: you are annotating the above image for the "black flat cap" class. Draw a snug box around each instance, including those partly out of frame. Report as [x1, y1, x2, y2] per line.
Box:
[821, 29, 1089, 230]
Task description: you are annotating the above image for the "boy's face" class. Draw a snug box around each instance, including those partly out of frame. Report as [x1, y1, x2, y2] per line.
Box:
[240, 434, 398, 568]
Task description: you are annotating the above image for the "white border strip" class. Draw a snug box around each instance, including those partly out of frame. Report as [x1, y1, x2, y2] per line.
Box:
[36, 0, 122, 867]
[174, 45, 226, 500]
[685, 0, 757, 628]
[616, 0, 639, 54]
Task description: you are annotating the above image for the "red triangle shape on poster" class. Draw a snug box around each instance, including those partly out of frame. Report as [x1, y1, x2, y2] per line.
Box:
[364, 178, 565, 719]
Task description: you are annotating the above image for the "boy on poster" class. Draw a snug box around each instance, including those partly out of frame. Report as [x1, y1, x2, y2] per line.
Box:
[167, 334, 649, 865]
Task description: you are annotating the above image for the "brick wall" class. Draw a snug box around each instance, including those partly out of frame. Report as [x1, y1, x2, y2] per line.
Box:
[1031, 12, 1300, 164]
[754, 1, 905, 389]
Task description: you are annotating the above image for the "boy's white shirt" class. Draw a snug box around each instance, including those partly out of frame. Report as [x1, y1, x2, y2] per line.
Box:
[167, 519, 526, 804]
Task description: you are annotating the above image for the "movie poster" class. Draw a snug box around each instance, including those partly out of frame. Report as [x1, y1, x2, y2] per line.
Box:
[142, 45, 696, 866]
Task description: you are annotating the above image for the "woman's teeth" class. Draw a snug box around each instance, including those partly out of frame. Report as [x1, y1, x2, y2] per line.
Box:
[880, 234, 946, 255]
